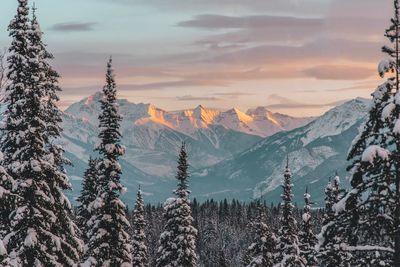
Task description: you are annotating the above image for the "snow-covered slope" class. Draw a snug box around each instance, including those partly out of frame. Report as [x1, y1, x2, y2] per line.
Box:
[61, 92, 313, 204]
[244, 107, 314, 137]
[190, 98, 370, 206]
[63, 92, 313, 176]
[66, 92, 313, 139]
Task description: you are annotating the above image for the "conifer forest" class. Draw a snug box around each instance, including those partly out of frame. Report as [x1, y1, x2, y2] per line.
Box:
[3, 0, 400, 266]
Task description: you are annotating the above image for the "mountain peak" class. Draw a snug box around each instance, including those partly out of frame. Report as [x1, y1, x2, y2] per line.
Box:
[195, 104, 205, 110]
[192, 105, 220, 124]
[246, 106, 272, 116]
[225, 108, 253, 123]
[300, 98, 370, 146]
[146, 103, 159, 113]
[84, 91, 103, 107]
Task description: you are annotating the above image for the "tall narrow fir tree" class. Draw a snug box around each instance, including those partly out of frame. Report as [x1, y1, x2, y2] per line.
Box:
[0, 0, 30, 248]
[76, 157, 100, 242]
[156, 143, 198, 267]
[82, 58, 132, 267]
[298, 187, 317, 266]
[317, 176, 352, 266]
[132, 187, 148, 267]
[276, 158, 305, 267]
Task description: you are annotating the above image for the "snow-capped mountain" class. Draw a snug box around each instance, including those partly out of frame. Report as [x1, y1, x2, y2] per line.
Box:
[61, 92, 313, 204]
[190, 98, 370, 206]
[66, 92, 313, 138]
[63, 92, 313, 176]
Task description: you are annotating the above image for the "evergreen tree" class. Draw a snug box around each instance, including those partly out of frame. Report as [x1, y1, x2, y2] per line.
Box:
[0, 0, 30, 246]
[1, 2, 82, 265]
[276, 159, 305, 267]
[317, 176, 352, 267]
[199, 216, 219, 266]
[385, 1, 400, 266]
[244, 203, 276, 267]
[298, 187, 317, 266]
[156, 143, 198, 267]
[30, 5, 83, 264]
[132, 187, 148, 267]
[76, 157, 99, 241]
[82, 58, 132, 267]
[334, 0, 400, 265]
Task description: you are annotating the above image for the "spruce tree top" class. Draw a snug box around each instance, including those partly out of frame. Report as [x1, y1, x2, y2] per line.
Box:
[175, 142, 190, 199]
[97, 57, 125, 161]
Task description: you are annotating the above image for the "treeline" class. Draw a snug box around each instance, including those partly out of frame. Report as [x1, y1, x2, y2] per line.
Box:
[137, 199, 324, 266]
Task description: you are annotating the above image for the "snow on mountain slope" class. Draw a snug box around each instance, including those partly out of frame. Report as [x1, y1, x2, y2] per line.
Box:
[64, 93, 261, 176]
[245, 107, 314, 137]
[63, 92, 313, 176]
[190, 98, 370, 205]
[65, 92, 313, 139]
[61, 92, 316, 204]
[300, 98, 370, 146]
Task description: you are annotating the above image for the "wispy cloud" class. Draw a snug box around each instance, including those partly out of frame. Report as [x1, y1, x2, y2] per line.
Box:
[177, 95, 221, 101]
[177, 15, 323, 30]
[124, 80, 228, 90]
[49, 22, 98, 32]
[62, 80, 228, 95]
[303, 65, 376, 80]
[213, 92, 255, 97]
[266, 94, 348, 109]
[205, 38, 381, 65]
[327, 80, 381, 92]
[107, 0, 330, 15]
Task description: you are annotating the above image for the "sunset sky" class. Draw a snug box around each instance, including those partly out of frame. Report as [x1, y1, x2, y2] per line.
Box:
[0, 0, 394, 116]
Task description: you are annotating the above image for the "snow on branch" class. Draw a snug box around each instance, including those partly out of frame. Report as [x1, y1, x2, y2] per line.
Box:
[361, 145, 390, 163]
[378, 58, 396, 78]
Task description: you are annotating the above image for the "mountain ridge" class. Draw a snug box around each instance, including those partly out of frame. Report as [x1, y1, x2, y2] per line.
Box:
[60, 93, 369, 205]
[65, 91, 314, 138]
[190, 98, 370, 205]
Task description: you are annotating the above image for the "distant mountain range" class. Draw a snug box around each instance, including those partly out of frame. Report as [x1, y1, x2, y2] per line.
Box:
[63, 91, 312, 174]
[59, 92, 369, 205]
[190, 98, 369, 206]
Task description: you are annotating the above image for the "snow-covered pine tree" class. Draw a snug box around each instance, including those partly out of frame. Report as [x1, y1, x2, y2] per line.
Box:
[276, 159, 306, 267]
[82, 58, 132, 267]
[298, 187, 317, 266]
[338, 0, 400, 265]
[317, 176, 352, 267]
[0, 0, 30, 248]
[323, 179, 334, 224]
[76, 157, 99, 241]
[29, 5, 83, 264]
[156, 143, 198, 267]
[200, 216, 220, 266]
[132, 187, 148, 267]
[2, 2, 83, 265]
[156, 197, 178, 266]
[385, 1, 400, 266]
[244, 203, 276, 267]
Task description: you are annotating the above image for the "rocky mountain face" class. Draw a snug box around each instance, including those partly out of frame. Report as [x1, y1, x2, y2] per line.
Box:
[62, 92, 313, 204]
[189, 98, 370, 206]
